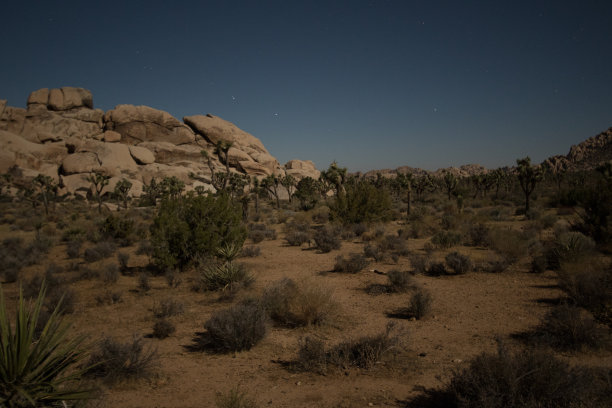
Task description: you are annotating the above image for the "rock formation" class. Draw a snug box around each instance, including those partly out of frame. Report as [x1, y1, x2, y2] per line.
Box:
[542, 127, 612, 172]
[0, 87, 316, 198]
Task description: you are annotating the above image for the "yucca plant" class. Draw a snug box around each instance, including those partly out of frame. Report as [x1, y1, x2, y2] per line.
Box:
[0, 283, 92, 407]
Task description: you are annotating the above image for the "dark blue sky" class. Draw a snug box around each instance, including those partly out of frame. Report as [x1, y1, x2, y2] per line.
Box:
[2, 1, 611, 171]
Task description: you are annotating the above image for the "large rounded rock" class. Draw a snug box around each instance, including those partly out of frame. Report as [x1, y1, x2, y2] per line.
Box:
[27, 88, 49, 106]
[284, 159, 320, 180]
[48, 87, 93, 111]
[75, 140, 139, 177]
[61, 152, 100, 174]
[183, 114, 281, 173]
[0, 130, 68, 169]
[137, 141, 203, 164]
[129, 145, 155, 165]
[104, 105, 195, 145]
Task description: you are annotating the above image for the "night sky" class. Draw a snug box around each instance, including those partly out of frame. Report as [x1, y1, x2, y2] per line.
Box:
[2, 1, 611, 172]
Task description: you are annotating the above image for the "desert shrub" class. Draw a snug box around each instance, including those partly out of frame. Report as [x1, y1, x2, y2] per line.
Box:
[351, 223, 368, 237]
[152, 319, 176, 339]
[440, 214, 459, 230]
[138, 272, 151, 292]
[240, 245, 261, 257]
[0, 238, 26, 282]
[295, 323, 401, 373]
[439, 344, 612, 408]
[409, 254, 429, 274]
[153, 298, 185, 318]
[61, 227, 86, 243]
[540, 213, 558, 229]
[546, 231, 595, 270]
[150, 193, 247, 270]
[66, 240, 82, 259]
[363, 243, 385, 262]
[329, 180, 392, 224]
[294, 177, 321, 210]
[466, 223, 489, 247]
[483, 255, 511, 273]
[262, 278, 336, 327]
[445, 251, 473, 274]
[431, 230, 462, 249]
[115, 252, 129, 273]
[248, 229, 265, 244]
[203, 300, 267, 353]
[164, 269, 182, 288]
[197, 262, 253, 292]
[408, 288, 433, 319]
[488, 228, 529, 264]
[215, 387, 257, 408]
[86, 336, 158, 382]
[83, 241, 116, 263]
[379, 234, 410, 256]
[530, 253, 548, 273]
[531, 303, 607, 350]
[426, 262, 448, 277]
[284, 230, 310, 246]
[99, 214, 135, 246]
[95, 290, 122, 305]
[0, 285, 92, 406]
[333, 253, 369, 273]
[311, 206, 330, 224]
[102, 263, 120, 284]
[387, 270, 415, 292]
[216, 242, 244, 262]
[557, 261, 612, 324]
[136, 239, 153, 257]
[313, 225, 341, 253]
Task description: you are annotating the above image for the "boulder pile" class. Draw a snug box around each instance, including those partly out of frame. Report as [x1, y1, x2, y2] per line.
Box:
[0, 87, 319, 197]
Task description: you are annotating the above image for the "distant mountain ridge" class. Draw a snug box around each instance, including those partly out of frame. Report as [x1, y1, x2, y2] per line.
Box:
[360, 127, 612, 179]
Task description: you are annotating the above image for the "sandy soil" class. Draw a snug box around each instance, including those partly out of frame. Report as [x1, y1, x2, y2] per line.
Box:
[3, 220, 611, 408]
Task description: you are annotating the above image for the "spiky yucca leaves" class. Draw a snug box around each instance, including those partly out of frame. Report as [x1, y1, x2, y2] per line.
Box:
[0, 284, 92, 407]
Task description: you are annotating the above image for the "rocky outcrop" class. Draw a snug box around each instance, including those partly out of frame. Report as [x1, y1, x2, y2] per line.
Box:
[541, 128, 612, 172]
[284, 159, 320, 180]
[184, 114, 281, 175]
[0, 87, 298, 198]
[104, 105, 195, 145]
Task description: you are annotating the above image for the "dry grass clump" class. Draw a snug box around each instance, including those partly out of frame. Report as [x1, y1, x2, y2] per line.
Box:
[153, 298, 185, 318]
[86, 336, 158, 383]
[388, 287, 433, 320]
[240, 245, 261, 258]
[333, 253, 370, 274]
[386, 269, 416, 293]
[313, 225, 342, 253]
[262, 278, 337, 327]
[202, 300, 268, 353]
[528, 303, 609, 350]
[152, 319, 176, 339]
[215, 387, 258, 408]
[431, 230, 462, 249]
[415, 343, 612, 408]
[557, 259, 612, 324]
[445, 251, 473, 274]
[83, 241, 116, 263]
[295, 323, 403, 374]
[488, 228, 529, 264]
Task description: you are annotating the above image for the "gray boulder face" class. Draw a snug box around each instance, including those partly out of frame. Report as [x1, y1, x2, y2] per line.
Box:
[48, 87, 94, 111]
[104, 105, 196, 145]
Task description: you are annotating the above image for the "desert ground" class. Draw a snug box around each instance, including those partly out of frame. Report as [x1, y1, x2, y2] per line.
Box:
[1, 170, 611, 408]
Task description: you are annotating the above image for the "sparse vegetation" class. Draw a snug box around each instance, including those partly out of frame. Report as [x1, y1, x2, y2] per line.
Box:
[202, 300, 267, 353]
[86, 336, 158, 383]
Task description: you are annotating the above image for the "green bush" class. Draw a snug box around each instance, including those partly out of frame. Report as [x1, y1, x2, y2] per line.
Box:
[330, 180, 392, 224]
[333, 253, 369, 273]
[0, 284, 92, 406]
[313, 226, 341, 253]
[151, 193, 247, 270]
[196, 261, 253, 292]
[547, 231, 595, 270]
[431, 230, 462, 249]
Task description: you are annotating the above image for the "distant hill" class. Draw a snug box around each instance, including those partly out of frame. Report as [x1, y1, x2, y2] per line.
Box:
[360, 127, 612, 179]
[543, 127, 612, 172]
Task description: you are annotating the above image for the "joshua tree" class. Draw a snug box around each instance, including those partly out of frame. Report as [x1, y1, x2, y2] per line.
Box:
[490, 168, 508, 199]
[159, 176, 185, 200]
[320, 161, 347, 196]
[394, 172, 413, 216]
[261, 174, 281, 209]
[294, 176, 321, 210]
[442, 171, 458, 201]
[250, 177, 262, 214]
[113, 178, 132, 210]
[32, 174, 58, 216]
[87, 171, 110, 214]
[413, 175, 434, 200]
[214, 140, 234, 190]
[280, 174, 297, 203]
[516, 157, 542, 214]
